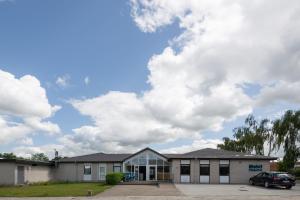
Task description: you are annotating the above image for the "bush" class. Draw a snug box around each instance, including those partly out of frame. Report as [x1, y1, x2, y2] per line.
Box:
[277, 161, 287, 172]
[106, 173, 124, 185]
[295, 168, 300, 177]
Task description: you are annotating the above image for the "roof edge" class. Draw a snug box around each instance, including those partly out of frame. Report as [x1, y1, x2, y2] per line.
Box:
[0, 159, 54, 166]
[122, 147, 168, 161]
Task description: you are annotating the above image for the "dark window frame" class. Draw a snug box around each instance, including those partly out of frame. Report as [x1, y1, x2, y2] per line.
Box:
[200, 164, 210, 176]
[219, 160, 230, 176]
[180, 160, 191, 176]
[113, 164, 122, 173]
[84, 164, 92, 175]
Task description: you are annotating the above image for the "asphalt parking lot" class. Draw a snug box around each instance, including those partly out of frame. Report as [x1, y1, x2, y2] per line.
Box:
[175, 184, 300, 196]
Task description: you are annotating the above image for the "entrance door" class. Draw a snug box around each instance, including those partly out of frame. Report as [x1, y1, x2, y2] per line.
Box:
[17, 166, 25, 184]
[99, 164, 107, 181]
[139, 166, 146, 181]
[149, 166, 156, 181]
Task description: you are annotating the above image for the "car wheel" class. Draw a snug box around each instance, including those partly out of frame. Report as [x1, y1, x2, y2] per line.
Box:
[264, 181, 269, 188]
[249, 180, 254, 185]
[286, 186, 292, 190]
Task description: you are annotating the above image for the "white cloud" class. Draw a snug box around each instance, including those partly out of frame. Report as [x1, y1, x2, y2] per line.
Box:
[19, 138, 33, 146]
[160, 137, 223, 154]
[84, 76, 90, 85]
[256, 81, 300, 106]
[0, 69, 61, 145]
[0, 70, 57, 118]
[16, 0, 299, 156]
[56, 0, 300, 154]
[0, 116, 32, 144]
[55, 74, 70, 88]
[69, 91, 189, 152]
[14, 144, 63, 159]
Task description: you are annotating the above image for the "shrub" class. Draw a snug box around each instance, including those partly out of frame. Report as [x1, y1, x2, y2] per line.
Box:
[295, 168, 300, 177]
[106, 173, 124, 185]
[277, 161, 287, 172]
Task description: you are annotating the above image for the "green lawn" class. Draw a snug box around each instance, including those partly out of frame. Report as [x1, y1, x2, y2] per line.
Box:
[0, 182, 111, 197]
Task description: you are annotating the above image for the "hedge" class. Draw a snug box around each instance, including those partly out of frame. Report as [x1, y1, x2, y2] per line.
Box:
[106, 173, 124, 185]
[289, 168, 300, 177]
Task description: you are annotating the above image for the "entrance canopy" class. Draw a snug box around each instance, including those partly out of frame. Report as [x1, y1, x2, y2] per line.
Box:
[123, 147, 171, 181]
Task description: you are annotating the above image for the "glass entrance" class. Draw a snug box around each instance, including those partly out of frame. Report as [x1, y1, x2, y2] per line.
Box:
[123, 148, 171, 182]
[149, 166, 156, 180]
[139, 166, 146, 181]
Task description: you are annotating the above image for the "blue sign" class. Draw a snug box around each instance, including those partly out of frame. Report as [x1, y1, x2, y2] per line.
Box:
[249, 164, 262, 172]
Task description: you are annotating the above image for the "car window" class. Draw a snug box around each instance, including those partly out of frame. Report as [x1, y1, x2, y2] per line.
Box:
[256, 173, 263, 177]
[274, 173, 289, 178]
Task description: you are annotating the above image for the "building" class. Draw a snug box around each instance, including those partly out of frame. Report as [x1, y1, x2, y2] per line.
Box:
[0, 159, 54, 185]
[0, 147, 276, 185]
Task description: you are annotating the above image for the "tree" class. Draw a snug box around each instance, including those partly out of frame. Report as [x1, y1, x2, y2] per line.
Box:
[0, 152, 17, 159]
[218, 115, 274, 156]
[217, 137, 249, 152]
[31, 153, 49, 162]
[217, 137, 239, 151]
[258, 118, 274, 156]
[273, 110, 300, 170]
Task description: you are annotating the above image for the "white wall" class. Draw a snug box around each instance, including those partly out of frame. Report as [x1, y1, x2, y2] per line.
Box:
[25, 165, 54, 183]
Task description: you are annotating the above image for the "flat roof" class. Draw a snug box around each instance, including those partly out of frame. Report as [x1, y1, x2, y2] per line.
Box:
[0, 159, 54, 166]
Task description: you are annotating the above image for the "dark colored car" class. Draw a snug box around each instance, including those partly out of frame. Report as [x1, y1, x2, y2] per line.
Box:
[249, 171, 296, 189]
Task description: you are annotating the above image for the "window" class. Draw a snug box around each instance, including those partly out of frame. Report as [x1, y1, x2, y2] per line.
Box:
[149, 159, 156, 165]
[157, 166, 164, 180]
[113, 166, 121, 172]
[200, 160, 210, 176]
[84, 165, 91, 175]
[219, 160, 229, 176]
[262, 172, 270, 178]
[274, 173, 289, 178]
[164, 165, 171, 180]
[180, 160, 190, 175]
[139, 154, 147, 165]
[126, 165, 133, 173]
[199, 160, 210, 183]
[157, 159, 163, 166]
[164, 165, 170, 173]
[113, 164, 122, 172]
[249, 164, 262, 172]
[132, 158, 139, 165]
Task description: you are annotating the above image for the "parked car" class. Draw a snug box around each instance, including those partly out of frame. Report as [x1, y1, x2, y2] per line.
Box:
[249, 172, 296, 189]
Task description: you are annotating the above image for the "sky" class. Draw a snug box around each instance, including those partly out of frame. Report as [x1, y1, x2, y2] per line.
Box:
[0, 0, 299, 158]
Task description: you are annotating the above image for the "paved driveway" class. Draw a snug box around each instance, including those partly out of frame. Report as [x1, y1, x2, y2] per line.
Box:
[97, 184, 182, 197]
[175, 184, 300, 197]
[1, 184, 300, 200]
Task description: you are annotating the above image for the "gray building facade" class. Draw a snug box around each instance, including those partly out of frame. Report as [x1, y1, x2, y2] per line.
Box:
[0, 147, 276, 185]
[0, 159, 53, 185]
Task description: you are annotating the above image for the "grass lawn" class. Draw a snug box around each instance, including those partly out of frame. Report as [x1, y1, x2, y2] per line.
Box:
[0, 182, 111, 197]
